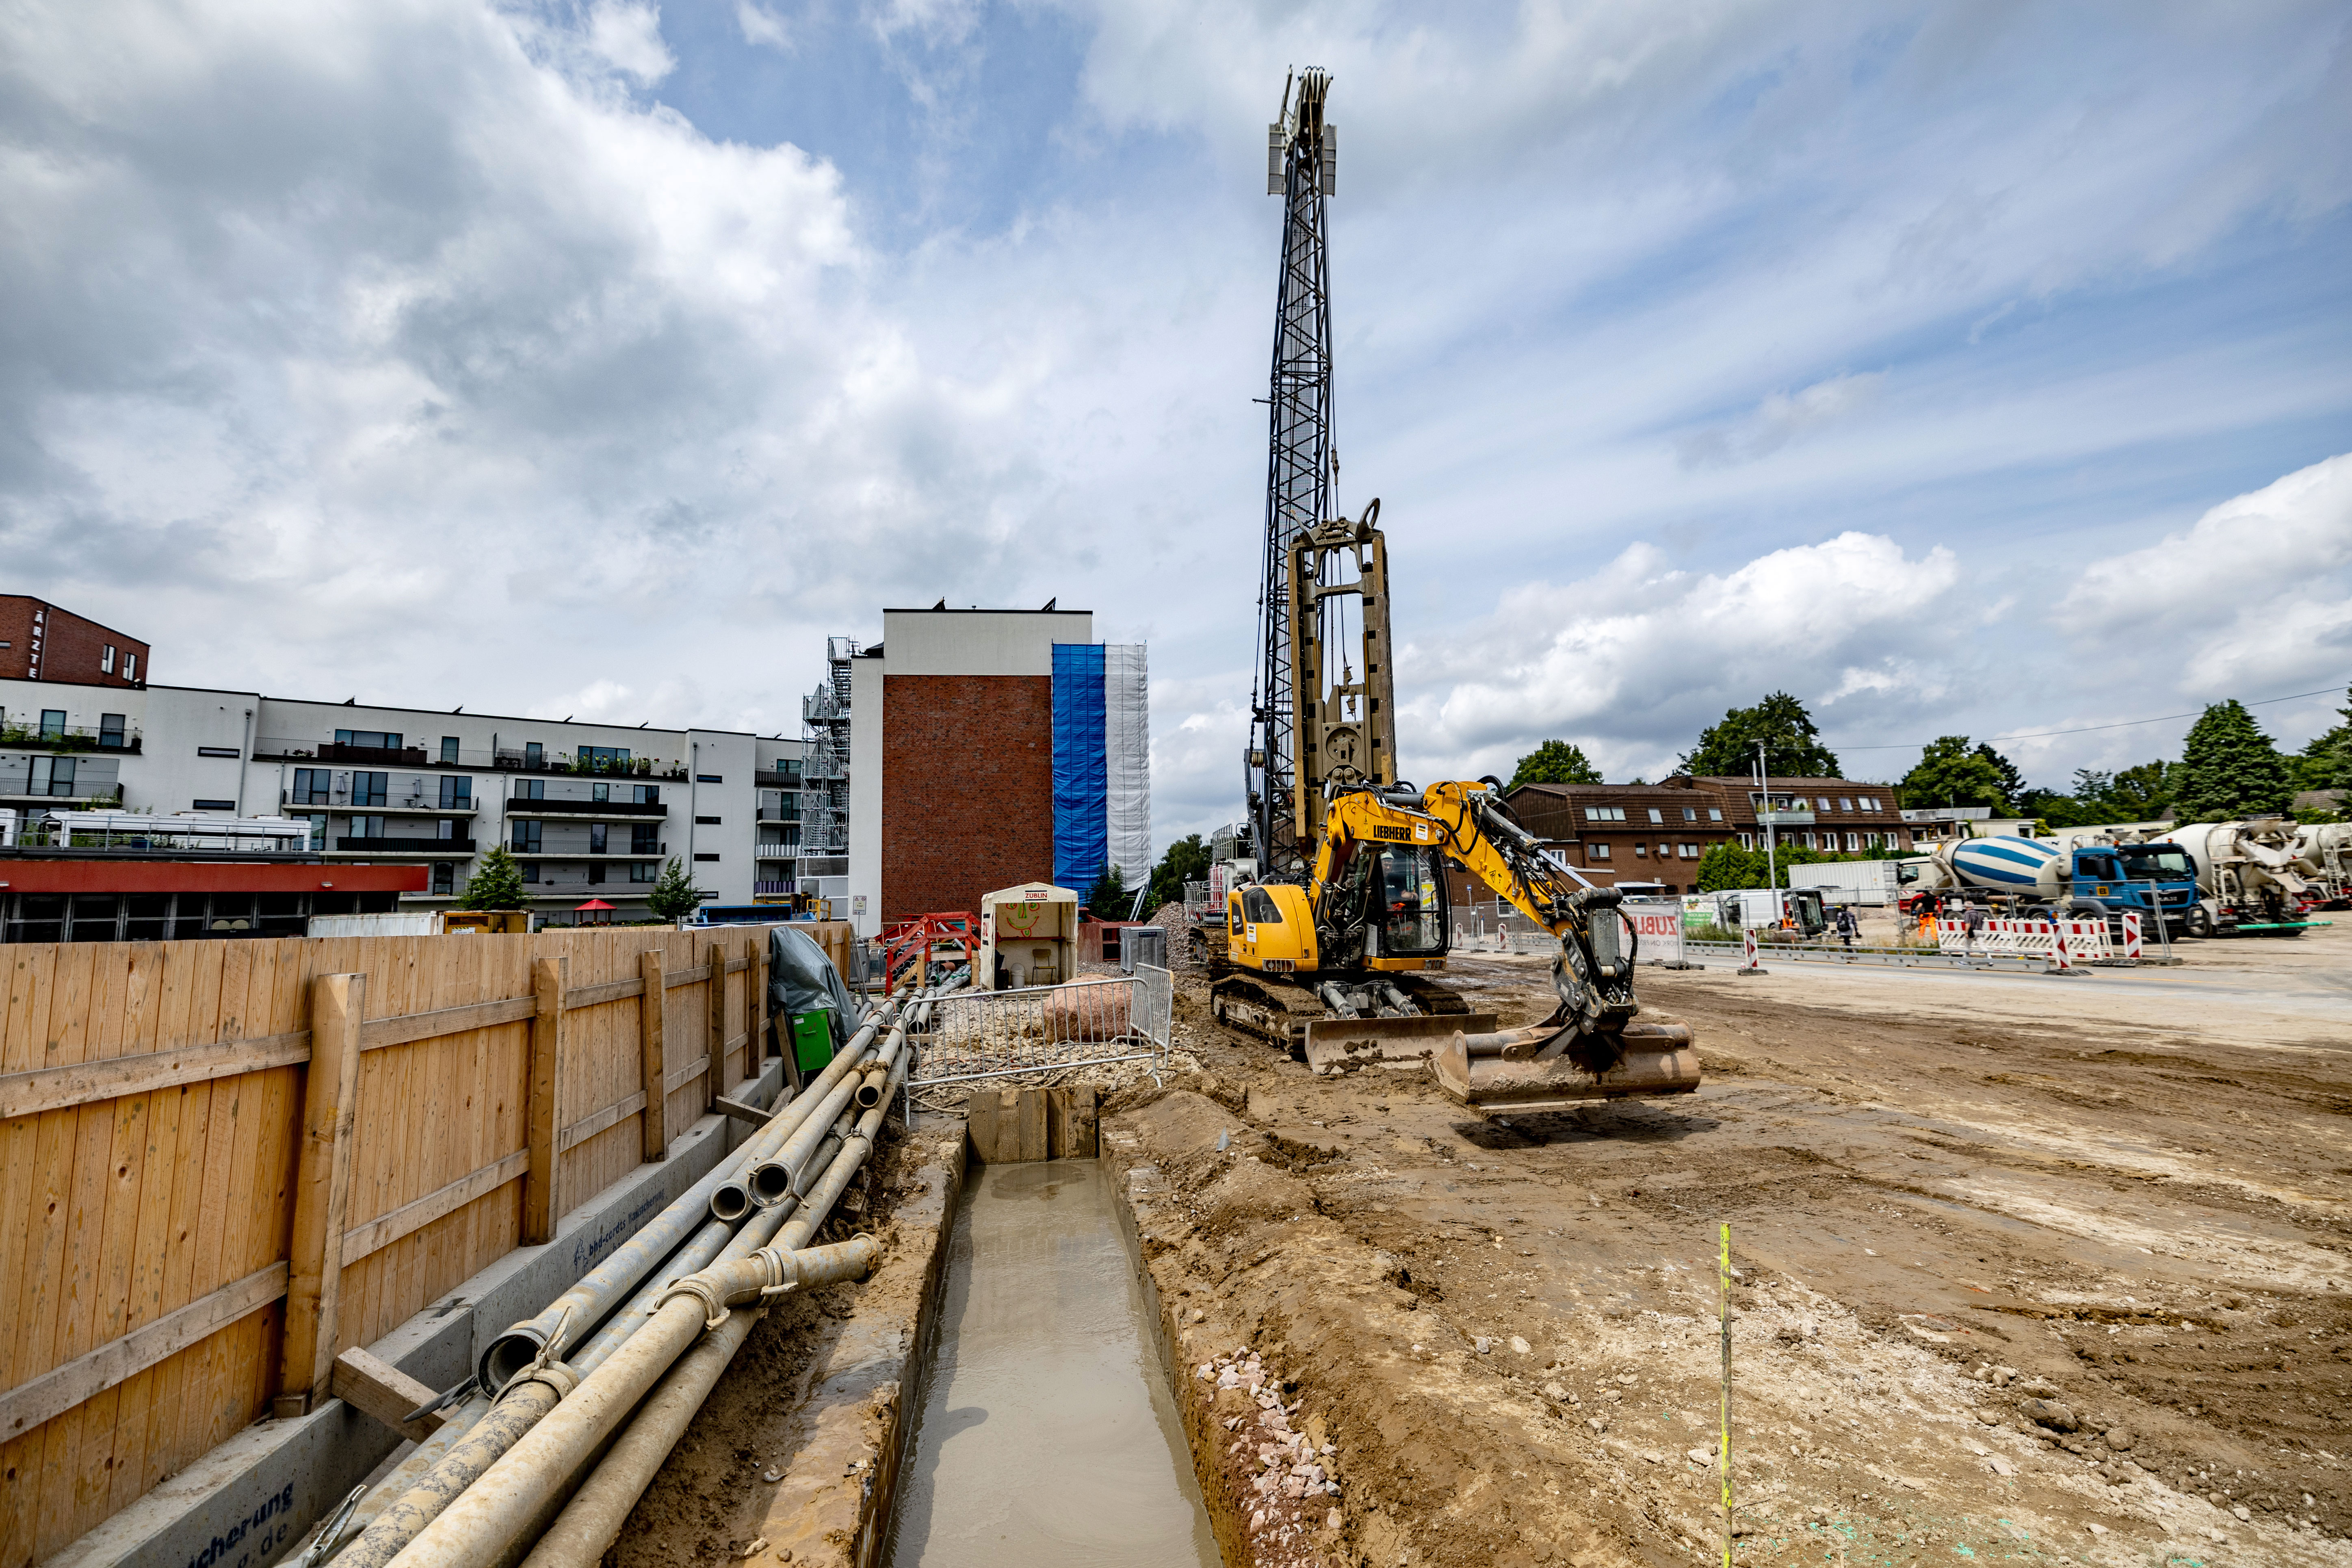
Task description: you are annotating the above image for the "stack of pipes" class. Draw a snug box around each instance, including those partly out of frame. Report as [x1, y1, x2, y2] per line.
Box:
[307, 978, 953, 1568]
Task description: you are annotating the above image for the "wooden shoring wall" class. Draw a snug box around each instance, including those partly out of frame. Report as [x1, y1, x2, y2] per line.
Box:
[0, 924, 783, 1565]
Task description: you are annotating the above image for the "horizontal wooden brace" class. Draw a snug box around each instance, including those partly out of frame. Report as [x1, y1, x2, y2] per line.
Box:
[1, 1032, 313, 1120]
[331, 1347, 448, 1444]
[663, 1053, 711, 1096]
[557, 1090, 648, 1153]
[358, 996, 537, 1052]
[1, 1262, 288, 1438]
[340, 1149, 533, 1265]
[563, 976, 645, 1009]
[710, 1095, 767, 1126]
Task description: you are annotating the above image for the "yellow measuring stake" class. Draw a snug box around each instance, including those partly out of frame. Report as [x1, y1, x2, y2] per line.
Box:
[1719, 1219, 1734, 1566]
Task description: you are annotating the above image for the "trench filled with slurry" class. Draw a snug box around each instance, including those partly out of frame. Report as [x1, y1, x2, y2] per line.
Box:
[882, 1159, 1221, 1567]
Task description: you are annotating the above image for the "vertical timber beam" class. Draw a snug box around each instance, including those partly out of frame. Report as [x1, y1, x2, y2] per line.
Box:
[705, 937, 727, 1106]
[524, 955, 566, 1244]
[277, 971, 366, 1417]
[638, 949, 667, 1162]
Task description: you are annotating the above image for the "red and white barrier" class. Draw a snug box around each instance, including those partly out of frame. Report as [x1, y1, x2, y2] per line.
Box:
[2120, 912, 2142, 960]
[1936, 917, 2114, 962]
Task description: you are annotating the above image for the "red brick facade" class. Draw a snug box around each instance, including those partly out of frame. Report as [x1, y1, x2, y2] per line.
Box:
[0, 597, 149, 687]
[881, 674, 1054, 923]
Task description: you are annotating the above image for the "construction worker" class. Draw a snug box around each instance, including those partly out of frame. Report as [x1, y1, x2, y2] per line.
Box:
[1834, 904, 1858, 954]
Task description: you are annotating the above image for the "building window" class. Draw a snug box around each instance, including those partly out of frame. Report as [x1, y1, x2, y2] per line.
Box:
[1859, 795, 1880, 811]
[198, 745, 239, 758]
[431, 862, 455, 895]
[291, 768, 331, 805]
[1589, 843, 1611, 861]
[1802, 832, 1818, 849]
[632, 784, 660, 805]
[1839, 797, 1854, 811]
[39, 710, 66, 739]
[335, 729, 403, 750]
[694, 852, 720, 862]
[352, 815, 386, 838]
[697, 774, 723, 784]
[1585, 806, 1625, 822]
[1645, 808, 1663, 824]
[101, 645, 115, 673]
[1708, 808, 1723, 821]
[631, 862, 656, 883]
[592, 782, 610, 803]
[99, 713, 127, 748]
[1738, 832, 1753, 849]
[351, 771, 388, 807]
[695, 815, 721, 825]
[29, 755, 76, 795]
[587, 863, 606, 885]
[305, 814, 327, 851]
[580, 746, 630, 773]
[521, 863, 539, 883]
[440, 736, 460, 765]
[589, 823, 607, 854]
[1682, 807, 1697, 821]
[1633, 842, 1648, 858]
[513, 821, 542, 853]
[525, 742, 544, 769]
[631, 824, 661, 854]
[435, 819, 461, 840]
[1813, 796, 1830, 811]
[515, 778, 544, 800]
[192, 797, 235, 812]
[1679, 843, 1702, 859]
[440, 775, 472, 809]
[123, 653, 136, 682]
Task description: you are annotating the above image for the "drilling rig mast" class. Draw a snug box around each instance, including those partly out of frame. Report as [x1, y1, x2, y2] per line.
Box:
[1248, 69, 1339, 879]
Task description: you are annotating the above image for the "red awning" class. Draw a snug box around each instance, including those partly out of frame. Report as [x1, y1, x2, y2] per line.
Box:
[575, 899, 617, 910]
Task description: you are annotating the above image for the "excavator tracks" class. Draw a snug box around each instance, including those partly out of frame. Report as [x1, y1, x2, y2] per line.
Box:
[1208, 970, 1474, 1055]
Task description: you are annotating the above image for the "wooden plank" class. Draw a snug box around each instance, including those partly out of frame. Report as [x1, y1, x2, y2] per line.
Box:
[1014, 1087, 1048, 1163]
[661, 966, 704, 990]
[355, 995, 535, 1053]
[637, 951, 666, 1162]
[0, 1262, 287, 1443]
[662, 1054, 710, 1097]
[555, 1092, 645, 1154]
[339, 1149, 530, 1267]
[710, 1094, 766, 1126]
[1047, 1085, 1099, 1159]
[564, 976, 645, 1011]
[0, 1031, 312, 1120]
[704, 940, 727, 1106]
[522, 957, 565, 1245]
[276, 973, 365, 1417]
[329, 1347, 448, 1444]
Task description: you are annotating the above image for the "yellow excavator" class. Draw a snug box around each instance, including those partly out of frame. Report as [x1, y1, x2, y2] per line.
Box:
[1210, 778, 1699, 1112]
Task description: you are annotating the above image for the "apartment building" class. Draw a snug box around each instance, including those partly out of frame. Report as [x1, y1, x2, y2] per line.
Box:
[1504, 775, 1916, 894]
[1, 651, 803, 920]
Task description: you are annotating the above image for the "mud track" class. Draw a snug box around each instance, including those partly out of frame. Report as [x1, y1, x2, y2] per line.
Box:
[1110, 929, 2352, 1567]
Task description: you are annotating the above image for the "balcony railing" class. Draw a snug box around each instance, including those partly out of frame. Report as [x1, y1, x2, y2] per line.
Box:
[508, 844, 666, 858]
[0, 724, 141, 754]
[253, 738, 688, 780]
[1, 782, 125, 804]
[9, 812, 308, 856]
[755, 844, 798, 860]
[507, 797, 668, 816]
[283, 788, 477, 814]
[755, 803, 799, 821]
[753, 770, 802, 789]
[336, 837, 476, 854]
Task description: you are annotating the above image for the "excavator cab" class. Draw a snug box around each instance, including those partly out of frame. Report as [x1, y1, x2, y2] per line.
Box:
[1226, 883, 1319, 973]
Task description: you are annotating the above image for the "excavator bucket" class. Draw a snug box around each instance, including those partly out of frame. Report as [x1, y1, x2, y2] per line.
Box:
[1304, 1013, 1499, 1076]
[1430, 1020, 1700, 1114]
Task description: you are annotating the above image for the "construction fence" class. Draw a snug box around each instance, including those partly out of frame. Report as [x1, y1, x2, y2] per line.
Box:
[0, 924, 785, 1565]
[904, 967, 1173, 1108]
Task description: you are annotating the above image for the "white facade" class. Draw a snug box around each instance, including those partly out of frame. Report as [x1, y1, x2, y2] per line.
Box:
[0, 675, 804, 918]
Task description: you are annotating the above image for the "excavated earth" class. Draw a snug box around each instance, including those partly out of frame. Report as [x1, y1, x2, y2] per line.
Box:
[1110, 928, 2352, 1568]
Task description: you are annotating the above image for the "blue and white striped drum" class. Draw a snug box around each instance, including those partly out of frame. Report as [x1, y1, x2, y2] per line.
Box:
[1951, 835, 2066, 898]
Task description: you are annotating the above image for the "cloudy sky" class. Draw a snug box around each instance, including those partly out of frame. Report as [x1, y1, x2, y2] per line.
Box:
[5, 0, 2349, 847]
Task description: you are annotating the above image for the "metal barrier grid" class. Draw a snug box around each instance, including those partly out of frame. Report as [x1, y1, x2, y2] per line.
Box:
[905, 965, 1172, 1102]
[1681, 939, 2050, 973]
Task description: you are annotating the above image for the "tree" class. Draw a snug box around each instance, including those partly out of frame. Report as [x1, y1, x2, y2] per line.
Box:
[1085, 865, 1128, 920]
[1973, 743, 2026, 808]
[459, 846, 529, 910]
[2172, 700, 2295, 821]
[2107, 760, 2174, 820]
[1694, 842, 1766, 892]
[1508, 740, 1603, 789]
[2293, 688, 2352, 796]
[1146, 833, 1211, 915]
[1679, 693, 1842, 779]
[1898, 736, 2012, 813]
[646, 856, 702, 920]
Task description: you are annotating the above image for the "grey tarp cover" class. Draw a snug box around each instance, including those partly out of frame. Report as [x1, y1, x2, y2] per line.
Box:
[770, 925, 855, 1047]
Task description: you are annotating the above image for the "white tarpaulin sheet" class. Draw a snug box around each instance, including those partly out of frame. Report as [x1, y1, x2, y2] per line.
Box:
[1104, 643, 1151, 890]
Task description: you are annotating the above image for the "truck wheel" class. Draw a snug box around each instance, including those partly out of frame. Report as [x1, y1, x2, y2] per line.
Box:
[2185, 905, 2214, 939]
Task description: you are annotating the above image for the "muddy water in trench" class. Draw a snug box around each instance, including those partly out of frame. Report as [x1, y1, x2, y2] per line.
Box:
[884, 1159, 1220, 1568]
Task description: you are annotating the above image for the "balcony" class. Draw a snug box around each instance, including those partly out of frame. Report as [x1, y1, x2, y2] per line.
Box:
[283, 789, 478, 816]
[7, 812, 312, 859]
[506, 797, 668, 817]
[252, 737, 688, 780]
[507, 845, 666, 860]
[755, 845, 798, 860]
[1, 782, 125, 806]
[0, 723, 141, 754]
[754, 770, 802, 790]
[493, 751, 687, 780]
[755, 803, 799, 821]
[336, 837, 476, 855]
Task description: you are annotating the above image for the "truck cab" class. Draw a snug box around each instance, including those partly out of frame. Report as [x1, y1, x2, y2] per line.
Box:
[2068, 844, 2198, 931]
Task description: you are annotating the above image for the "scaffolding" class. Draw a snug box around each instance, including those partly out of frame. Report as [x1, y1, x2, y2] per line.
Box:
[799, 636, 857, 886]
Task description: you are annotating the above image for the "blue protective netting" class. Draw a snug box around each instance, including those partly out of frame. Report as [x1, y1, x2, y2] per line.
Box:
[1052, 643, 1108, 890]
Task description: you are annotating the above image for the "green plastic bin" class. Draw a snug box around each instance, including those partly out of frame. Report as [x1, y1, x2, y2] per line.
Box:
[788, 1009, 836, 1076]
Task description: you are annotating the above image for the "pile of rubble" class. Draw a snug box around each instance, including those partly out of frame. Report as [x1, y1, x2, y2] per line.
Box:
[1197, 1347, 1345, 1565]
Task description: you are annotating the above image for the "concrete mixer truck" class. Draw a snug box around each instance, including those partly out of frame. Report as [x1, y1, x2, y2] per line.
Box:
[2157, 820, 2321, 936]
[1892, 834, 2200, 934]
[2291, 821, 2350, 910]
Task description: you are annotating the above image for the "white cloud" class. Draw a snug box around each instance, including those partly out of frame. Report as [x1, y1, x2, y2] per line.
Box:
[736, 0, 792, 50]
[585, 1, 676, 83]
[1675, 371, 1888, 469]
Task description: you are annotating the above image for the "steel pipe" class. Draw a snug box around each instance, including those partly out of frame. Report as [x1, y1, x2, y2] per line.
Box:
[706, 1008, 890, 1221]
[335, 1367, 579, 1568]
[745, 1011, 911, 1204]
[516, 1044, 912, 1568]
[382, 1238, 883, 1568]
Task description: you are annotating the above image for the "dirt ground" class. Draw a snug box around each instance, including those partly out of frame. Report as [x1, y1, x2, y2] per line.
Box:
[1106, 922, 2352, 1568]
